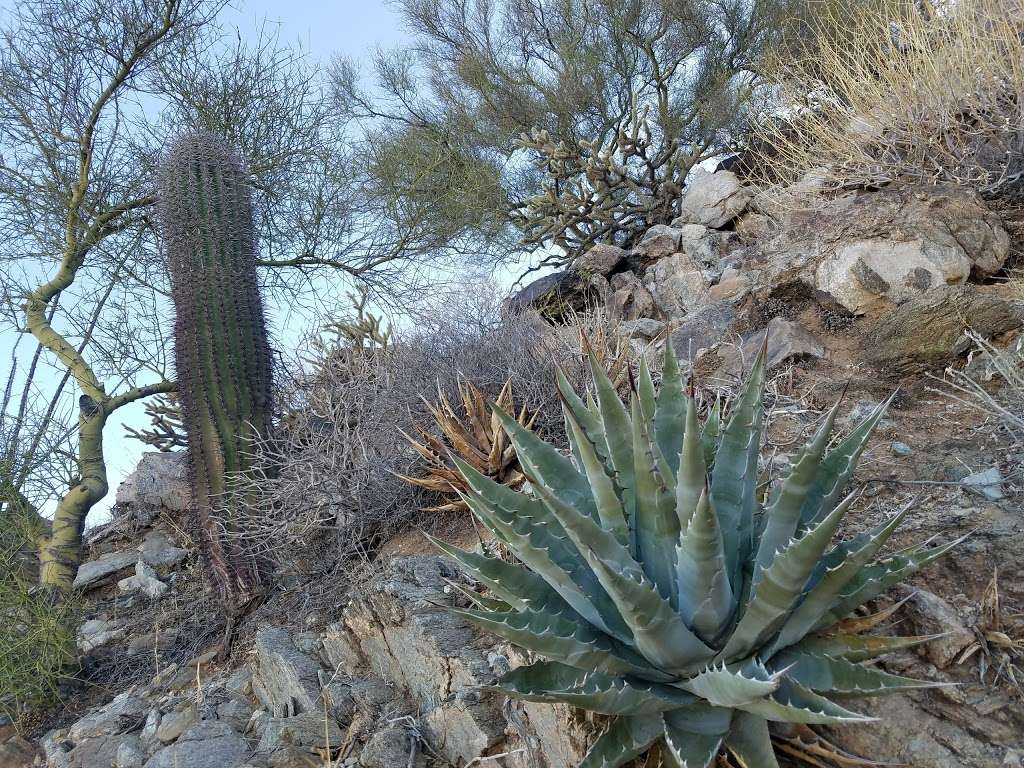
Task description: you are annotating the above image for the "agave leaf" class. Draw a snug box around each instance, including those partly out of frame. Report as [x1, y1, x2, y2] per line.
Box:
[710, 341, 766, 591]
[494, 406, 598, 519]
[443, 578, 513, 612]
[579, 715, 666, 768]
[655, 344, 686, 475]
[769, 651, 947, 695]
[426, 534, 569, 615]
[675, 390, 708, 532]
[588, 351, 638, 555]
[815, 535, 967, 630]
[701, 396, 721, 470]
[724, 712, 779, 768]
[456, 467, 631, 642]
[453, 608, 660, 678]
[493, 660, 694, 714]
[564, 409, 630, 547]
[531, 480, 715, 671]
[755, 400, 842, 579]
[661, 706, 732, 768]
[632, 398, 680, 604]
[720, 496, 850, 662]
[737, 678, 876, 725]
[557, 367, 610, 464]
[638, 358, 658, 424]
[788, 632, 944, 662]
[767, 501, 906, 655]
[675, 489, 733, 641]
[798, 394, 894, 528]
[678, 660, 782, 708]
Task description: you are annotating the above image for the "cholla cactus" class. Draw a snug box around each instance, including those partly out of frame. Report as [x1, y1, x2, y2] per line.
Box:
[431, 344, 957, 766]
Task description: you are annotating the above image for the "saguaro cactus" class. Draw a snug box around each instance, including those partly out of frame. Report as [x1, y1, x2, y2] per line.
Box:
[157, 132, 274, 606]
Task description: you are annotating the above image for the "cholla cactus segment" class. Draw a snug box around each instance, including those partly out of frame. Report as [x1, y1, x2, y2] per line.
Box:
[432, 342, 959, 767]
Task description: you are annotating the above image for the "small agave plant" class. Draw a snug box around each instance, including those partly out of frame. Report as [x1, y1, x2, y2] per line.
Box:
[429, 343, 959, 767]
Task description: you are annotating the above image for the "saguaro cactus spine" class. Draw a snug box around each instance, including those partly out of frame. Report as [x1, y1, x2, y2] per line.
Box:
[157, 132, 274, 605]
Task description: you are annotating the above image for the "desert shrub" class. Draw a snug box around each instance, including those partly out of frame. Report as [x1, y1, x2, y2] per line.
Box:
[0, 502, 79, 721]
[751, 0, 1024, 198]
[225, 286, 645, 571]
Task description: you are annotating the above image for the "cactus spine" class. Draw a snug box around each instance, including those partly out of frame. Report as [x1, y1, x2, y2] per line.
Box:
[157, 132, 274, 606]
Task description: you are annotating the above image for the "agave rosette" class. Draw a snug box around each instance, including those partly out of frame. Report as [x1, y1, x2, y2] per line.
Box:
[430, 342, 958, 767]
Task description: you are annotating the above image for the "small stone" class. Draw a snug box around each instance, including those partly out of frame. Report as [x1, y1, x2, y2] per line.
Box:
[138, 530, 187, 570]
[575, 243, 625, 276]
[118, 561, 168, 599]
[77, 618, 126, 653]
[72, 551, 138, 590]
[114, 736, 145, 768]
[155, 705, 198, 744]
[0, 735, 38, 767]
[359, 727, 419, 768]
[963, 467, 1006, 501]
[891, 442, 913, 457]
[617, 318, 665, 340]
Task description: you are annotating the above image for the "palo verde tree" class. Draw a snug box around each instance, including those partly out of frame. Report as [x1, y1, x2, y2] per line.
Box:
[334, 0, 827, 265]
[0, 0, 493, 592]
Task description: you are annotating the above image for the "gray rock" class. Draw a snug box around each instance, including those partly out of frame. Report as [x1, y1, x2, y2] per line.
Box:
[810, 186, 1010, 314]
[607, 271, 656, 321]
[358, 727, 421, 768]
[252, 627, 323, 717]
[0, 736, 37, 768]
[891, 442, 913, 457]
[66, 735, 138, 768]
[116, 451, 192, 512]
[254, 712, 342, 757]
[634, 224, 685, 261]
[68, 694, 148, 742]
[617, 318, 666, 340]
[216, 698, 256, 732]
[963, 467, 1006, 501]
[643, 252, 712, 317]
[575, 243, 625, 276]
[114, 736, 145, 768]
[118, 561, 168, 599]
[904, 589, 976, 668]
[673, 171, 752, 228]
[865, 285, 1024, 373]
[143, 722, 248, 768]
[139, 530, 187, 570]
[77, 618, 126, 652]
[719, 317, 825, 376]
[669, 303, 738, 362]
[72, 550, 138, 590]
[155, 705, 198, 744]
[504, 271, 584, 316]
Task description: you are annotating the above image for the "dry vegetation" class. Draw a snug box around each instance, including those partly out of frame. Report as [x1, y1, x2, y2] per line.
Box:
[752, 0, 1024, 199]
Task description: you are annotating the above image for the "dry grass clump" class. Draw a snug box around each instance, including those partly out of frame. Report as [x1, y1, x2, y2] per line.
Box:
[752, 0, 1024, 199]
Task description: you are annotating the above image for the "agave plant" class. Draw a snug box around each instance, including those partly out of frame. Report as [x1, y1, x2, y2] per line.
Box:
[400, 379, 534, 512]
[429, 343, 959, 767]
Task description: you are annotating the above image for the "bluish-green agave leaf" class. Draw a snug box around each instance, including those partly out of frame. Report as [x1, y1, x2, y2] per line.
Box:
[425, 533, 570, 615]
[678, 660, 783, 708]
[768, 650, 949, 695]
[632, 397, 680, 605]
[579, 715, 665, 768]
[563, 408, 630, 547]
[701, 396, 722, 470]
[452, 608, 657, 678]
[456, 475, 632, 642]
[662, 706, 732, 768]
[675, 488, 733, 642]
[710, 340, 766, 592]
[721, 494, 852, 662]
[755, 399, 843, 580]
[724, 712, 779, 768]
[655, 344, 686, 474]
[531, 480, 715, 672]
[737, 678, 876, 725]
[492, 660, 693, 714]
[675, 388, 708, 532]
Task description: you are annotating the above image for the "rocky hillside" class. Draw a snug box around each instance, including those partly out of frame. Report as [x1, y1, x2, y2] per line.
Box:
[4, 171, 1023, 768]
